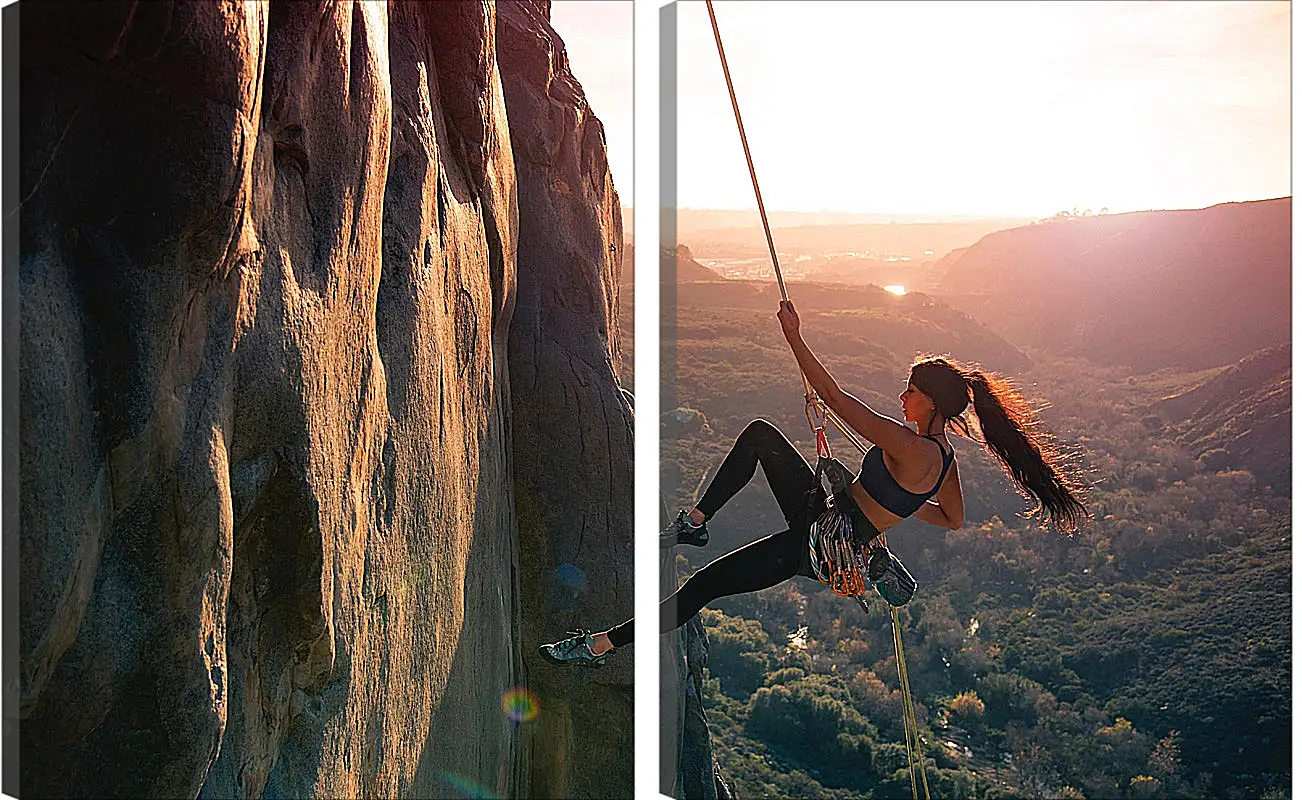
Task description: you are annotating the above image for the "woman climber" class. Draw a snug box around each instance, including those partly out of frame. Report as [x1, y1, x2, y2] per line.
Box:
[539, 300, 1088, 667]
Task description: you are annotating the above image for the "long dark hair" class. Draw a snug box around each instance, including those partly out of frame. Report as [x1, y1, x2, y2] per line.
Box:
[910, 356, 1089, 532]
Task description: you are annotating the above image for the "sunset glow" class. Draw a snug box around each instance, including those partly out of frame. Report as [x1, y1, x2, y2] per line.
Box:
[674, 1, 1289, 217]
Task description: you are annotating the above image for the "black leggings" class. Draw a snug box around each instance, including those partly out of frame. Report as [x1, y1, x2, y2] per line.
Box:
[606, 420, 822, 648]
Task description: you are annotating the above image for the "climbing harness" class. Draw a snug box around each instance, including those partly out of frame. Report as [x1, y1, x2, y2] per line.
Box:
[705, 3, 931, 796]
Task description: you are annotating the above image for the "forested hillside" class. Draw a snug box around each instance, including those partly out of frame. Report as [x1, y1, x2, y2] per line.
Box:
[663, 261, 1290, 798]
[1153, 344, 1290, 495]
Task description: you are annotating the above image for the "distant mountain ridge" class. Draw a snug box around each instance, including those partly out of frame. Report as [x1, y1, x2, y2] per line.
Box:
[672, 278, 1031, 379]
[674, 244, 724, 281]
[621, 243, 722, 286]
[681, 218, 1032, 267]
[936, 198, 1291, 372]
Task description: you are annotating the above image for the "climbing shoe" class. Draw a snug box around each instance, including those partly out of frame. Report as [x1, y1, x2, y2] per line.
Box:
[538, 630, 607, 668]
[660, 509, 709, 548]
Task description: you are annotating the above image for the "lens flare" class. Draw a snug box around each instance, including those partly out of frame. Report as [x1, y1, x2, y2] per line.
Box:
[439, 771, 500, 799]
[555, 563, 587, 590]
[502, 687, 539, 724]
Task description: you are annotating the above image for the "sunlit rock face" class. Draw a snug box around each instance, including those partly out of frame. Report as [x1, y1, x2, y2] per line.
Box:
[497, 1, 634, 797]
[17, 1, 624, 797]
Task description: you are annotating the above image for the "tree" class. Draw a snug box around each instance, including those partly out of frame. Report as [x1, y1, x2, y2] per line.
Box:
[745, 674, 880, 790]
[702, 610, 777, 700]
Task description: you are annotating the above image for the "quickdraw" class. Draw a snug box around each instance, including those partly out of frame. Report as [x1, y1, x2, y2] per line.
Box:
[805, 394, 833, 459]
[807, 394, 873, 598]
[805, 400, 867, 597]
[808, 495, 867, 597]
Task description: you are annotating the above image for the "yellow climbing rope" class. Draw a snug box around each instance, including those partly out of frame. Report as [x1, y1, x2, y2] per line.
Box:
[704, 4, 930, 796]
[894, 607, 932, 800]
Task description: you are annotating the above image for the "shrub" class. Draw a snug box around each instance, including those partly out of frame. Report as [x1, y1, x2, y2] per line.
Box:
[1129, 774, 1160, 799]
[1196, 447, 1232, 472]
[765, 666, 805, 686]
[980, 672, 1045, 728]
[950, 690, 986, 723]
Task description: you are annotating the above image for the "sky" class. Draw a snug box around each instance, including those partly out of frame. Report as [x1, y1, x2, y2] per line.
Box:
[550, 1, 635, 206]
[673, 0, 1290, 217]
[549, 1, 1288, 219]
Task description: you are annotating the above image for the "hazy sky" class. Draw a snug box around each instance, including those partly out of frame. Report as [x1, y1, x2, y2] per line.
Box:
[550, 1, 635, 206]
[548, 1, 1287, 218]
[674, 0, 1290, 217]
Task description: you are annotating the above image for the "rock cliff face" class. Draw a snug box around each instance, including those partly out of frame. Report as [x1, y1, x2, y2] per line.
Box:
[497, 1, 633, 798]
[16, 1, 626, 797]
[661, 562, 735, 800]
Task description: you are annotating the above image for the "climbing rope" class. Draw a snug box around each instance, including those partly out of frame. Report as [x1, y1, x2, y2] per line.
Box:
[894, 607, 932, 799]
[705, 0, 787, 304]
[705, 3, 930, 796]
